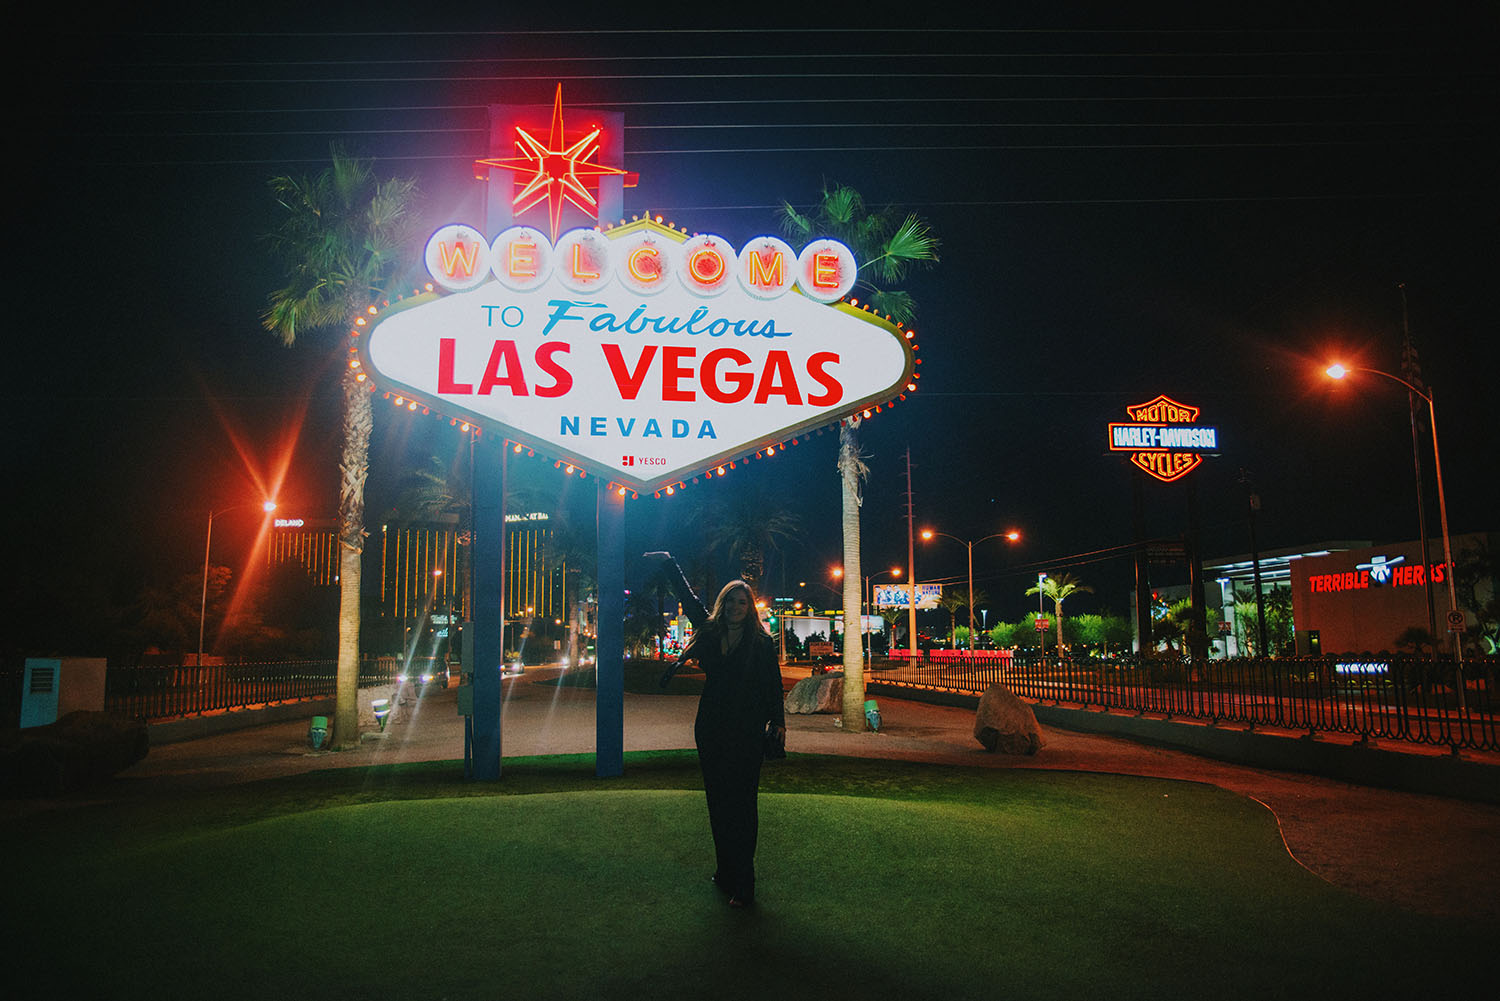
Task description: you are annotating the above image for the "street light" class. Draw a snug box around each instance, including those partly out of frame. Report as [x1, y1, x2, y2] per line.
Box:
[863, 567, 902, 662]
[1326, 363, 1462, 666]
[199, 499, 276, 667]
[921, 529, 1022, 651]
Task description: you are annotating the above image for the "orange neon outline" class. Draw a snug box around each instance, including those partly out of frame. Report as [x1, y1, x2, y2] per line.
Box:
[507, 241, 539, 278]
[627, 244, 661, 283]
[1130, 451, 1203, 483]
[747, 247, 785, 288]
[1124, 394, 1200, 423]
[437, 240, 481, 278]
[811, 252, 840, 288]
[571, 243, 601, 281]
[689, 247, 726, 285]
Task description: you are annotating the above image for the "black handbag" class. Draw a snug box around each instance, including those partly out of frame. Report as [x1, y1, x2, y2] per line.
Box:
[763, 722, 786, 760]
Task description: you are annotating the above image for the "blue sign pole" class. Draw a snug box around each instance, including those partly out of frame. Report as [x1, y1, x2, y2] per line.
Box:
[470, 438, 504, 780]
[595, 483, 625, 777]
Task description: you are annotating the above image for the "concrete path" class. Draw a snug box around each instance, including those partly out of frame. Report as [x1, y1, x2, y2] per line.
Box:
[22, 669, 1500, 923]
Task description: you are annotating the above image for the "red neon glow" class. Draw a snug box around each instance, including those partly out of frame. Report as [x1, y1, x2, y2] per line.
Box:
[689, 247, 726, 285]
[747, 248, 784, 288]
[811, 252, 841, 288]
[1127, 395, 1200, 423]
[437, 240, 482, 278]
[627, 245, 662, 283]
[1130, 451, 1202, 482]
[475, 84, 633, 242]
[1114, 394, 1210, 483]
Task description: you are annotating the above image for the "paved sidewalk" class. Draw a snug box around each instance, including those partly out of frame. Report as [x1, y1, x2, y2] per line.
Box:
[24, 669, 1500, 922]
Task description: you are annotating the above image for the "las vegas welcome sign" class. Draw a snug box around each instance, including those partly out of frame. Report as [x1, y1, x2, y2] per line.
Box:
[359, 218, 918, 494]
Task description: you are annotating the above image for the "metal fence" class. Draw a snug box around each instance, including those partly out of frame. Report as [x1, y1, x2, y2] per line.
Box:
[0, 656, 450, 724]
[869, 651, 1499, 752]
[100, 657, 423, 722]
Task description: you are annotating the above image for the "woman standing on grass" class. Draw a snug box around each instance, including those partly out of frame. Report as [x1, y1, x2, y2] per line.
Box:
[647, 552, 786, 908]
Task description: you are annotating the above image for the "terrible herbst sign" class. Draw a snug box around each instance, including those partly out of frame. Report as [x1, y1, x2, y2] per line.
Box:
[359, 218, 917, 494]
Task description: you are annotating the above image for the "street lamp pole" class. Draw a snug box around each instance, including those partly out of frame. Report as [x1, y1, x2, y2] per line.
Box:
[1327, 364, 1462, 666]
[862, 568, 902, 663]
[199, 500, 276, 667]
[922, 530, 1020, 651]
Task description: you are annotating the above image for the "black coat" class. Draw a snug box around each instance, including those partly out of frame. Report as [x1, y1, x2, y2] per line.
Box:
[664, 562, 784, 747]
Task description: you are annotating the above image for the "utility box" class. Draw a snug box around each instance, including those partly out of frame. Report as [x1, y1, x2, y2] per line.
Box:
[20, 658, 107, 729]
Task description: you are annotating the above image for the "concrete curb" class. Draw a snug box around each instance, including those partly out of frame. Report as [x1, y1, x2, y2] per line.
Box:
[866, 681, 1500, 805]
[148, 698, 334, 745]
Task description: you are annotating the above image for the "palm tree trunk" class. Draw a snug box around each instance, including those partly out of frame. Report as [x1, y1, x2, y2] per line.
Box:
[838, 422, 866, 731]
[333, 366, 371, 749]
[1055, 600, 1064, 657]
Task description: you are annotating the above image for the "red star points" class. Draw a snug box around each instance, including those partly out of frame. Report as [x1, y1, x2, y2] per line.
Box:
[475, 84, 636, 243]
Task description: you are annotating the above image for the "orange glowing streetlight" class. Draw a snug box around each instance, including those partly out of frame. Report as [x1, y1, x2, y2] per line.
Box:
[922, 528, 1023, 650]
[863, 567, 902, 661]
[199, 499, 277, 667]
[1325, 361, 1462, 666]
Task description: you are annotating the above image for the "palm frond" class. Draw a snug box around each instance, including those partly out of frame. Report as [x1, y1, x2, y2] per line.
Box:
[776, 201, 814, 241]
[868, 289, 917, 326]
[821, 184, 864, 229]
[263, 146, 421, 348]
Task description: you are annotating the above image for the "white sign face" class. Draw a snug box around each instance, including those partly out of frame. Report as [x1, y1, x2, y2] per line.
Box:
[362, 220, 914, 493]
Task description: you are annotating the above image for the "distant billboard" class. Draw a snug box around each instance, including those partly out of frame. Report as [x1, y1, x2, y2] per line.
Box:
[874, 583, 942, 610]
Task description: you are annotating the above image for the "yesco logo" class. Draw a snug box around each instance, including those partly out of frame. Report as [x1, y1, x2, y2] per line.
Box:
[425, 224, 856, 303]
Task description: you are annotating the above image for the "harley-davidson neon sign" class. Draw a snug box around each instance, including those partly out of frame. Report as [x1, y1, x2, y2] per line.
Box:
[1108, 394, 1220, 482]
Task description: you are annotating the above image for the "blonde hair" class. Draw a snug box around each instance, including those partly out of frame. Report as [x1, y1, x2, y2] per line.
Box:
[709, 580, 770, 637]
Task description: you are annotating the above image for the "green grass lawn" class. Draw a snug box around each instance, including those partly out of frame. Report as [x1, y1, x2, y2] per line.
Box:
[5, 752, 1489, 1001]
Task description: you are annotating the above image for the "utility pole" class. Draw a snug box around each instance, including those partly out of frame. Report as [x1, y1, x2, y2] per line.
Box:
[903, 448, 918, 657]
[1399, 283, 1439, 659]
[1239, 469, 1269, 658]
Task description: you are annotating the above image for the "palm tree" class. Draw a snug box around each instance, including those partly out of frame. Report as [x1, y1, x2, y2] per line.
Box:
[263, 147, 419, 750]
[1026, 573, 1094, 656]
[702, 485, 802, 594]
[778, 183, 938, 731]
[935, 590, 967, 646]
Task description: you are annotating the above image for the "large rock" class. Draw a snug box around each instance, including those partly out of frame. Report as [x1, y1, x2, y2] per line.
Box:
[973, 685, 1044, 755]
[784, 673, 843, 714]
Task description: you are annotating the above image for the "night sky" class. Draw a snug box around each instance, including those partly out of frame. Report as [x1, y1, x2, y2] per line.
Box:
[11, 7, 1497, 659]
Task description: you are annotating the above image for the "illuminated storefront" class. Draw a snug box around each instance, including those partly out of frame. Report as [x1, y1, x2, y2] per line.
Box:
[1290, 533, 1494, 656]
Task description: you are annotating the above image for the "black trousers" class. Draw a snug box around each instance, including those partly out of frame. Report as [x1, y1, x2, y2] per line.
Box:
[696, 734, 764, 900]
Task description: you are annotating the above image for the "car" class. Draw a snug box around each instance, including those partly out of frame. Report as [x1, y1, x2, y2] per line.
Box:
[397, 663, 449, 691]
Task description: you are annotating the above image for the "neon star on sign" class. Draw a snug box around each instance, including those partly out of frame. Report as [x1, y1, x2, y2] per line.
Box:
[361, 218, 915, 495]
[1107, 394, 1221, 482]
[474, 84, 634, 243]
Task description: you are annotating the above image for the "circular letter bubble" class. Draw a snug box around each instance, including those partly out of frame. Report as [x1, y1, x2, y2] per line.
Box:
[491, 227, 553, 292]
[554, 228, 614, 293]
[615, 231, 679, 296]
[425, 224, 491, 292]
[795, 239, 858, 303]
[737, 236, 797, 299]
[677, 233, 734, 298]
